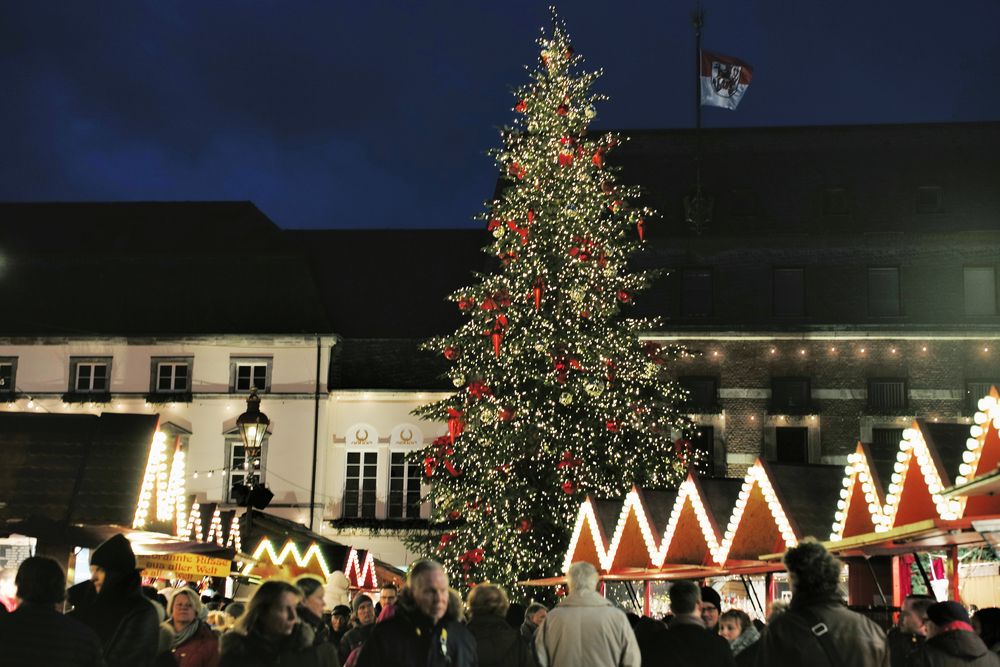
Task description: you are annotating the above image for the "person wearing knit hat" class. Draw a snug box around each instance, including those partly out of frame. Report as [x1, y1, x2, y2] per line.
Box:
[339, 593, 376, 664]
[700, 586, 722, 632]
[915, 601, 1000, 666]
[68, 533, 160, 667]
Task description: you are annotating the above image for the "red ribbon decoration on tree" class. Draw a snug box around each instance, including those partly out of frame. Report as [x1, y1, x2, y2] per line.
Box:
[459, 548, 486, 571]
[506, 220, 530, 245]
[447, 409, 465, 444]
[568, 236, 596, 262]
[637, 218, 645, 241]
[533, 277, 544, 311]
[498, 406, 515, 421]
[438, 533, 456, 550]
[515, 99, 527, 113]
[467, 381, 492, 399]
[592, 149, 604, 168]
[606, 420, 620, 432]
[552, 355, 582, 384]
[556, 450, 582, 469]
[508, 162, 526, 180]
[561, 480, 577, 494]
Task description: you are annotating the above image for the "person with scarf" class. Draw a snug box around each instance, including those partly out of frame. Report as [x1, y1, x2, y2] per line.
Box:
[296, 576, 331, 646]
[155, 588, 220, 667]
[69, 533, 161, 667]
[718, 609, 759, 667]
[910, 601, 1000, 667]
[219, 580, 338, 667]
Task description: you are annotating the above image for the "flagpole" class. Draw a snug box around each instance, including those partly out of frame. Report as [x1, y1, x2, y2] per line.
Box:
[685, 3, 710, 234]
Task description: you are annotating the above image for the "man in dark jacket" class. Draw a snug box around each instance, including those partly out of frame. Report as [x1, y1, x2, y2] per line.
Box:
[0, 556, 105, 667]
[355, 559, 477, 667]
[339, 593, 376, 663]
[655, 580, 734, 667]
[69, 533, 160, 667]
[908, 601, 1000, 667]
[889, 594, 935, 667]
[754, 538, 888, 666]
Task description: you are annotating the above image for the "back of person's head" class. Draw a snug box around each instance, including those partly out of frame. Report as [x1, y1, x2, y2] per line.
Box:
[295, 575, 324, 600]
[566, 561, 599, 593]
[467, 583, 509, 619]
[668, 580, 701, 616]
[973, 607, 1000, 647]
[14, 557, 66, 605]
[407, 559, 446, 587]
[225, 601, 246, 620]
[235, 580, 301, 635]
[783, 538, 842, 599]
[720, 608, 752, 632]
[168, 587, 205, 619]
[524, 602, 546, 623]
[906, 594, 936, 620]
[90, 533, 137, 575]
[766, 599, 788, 623]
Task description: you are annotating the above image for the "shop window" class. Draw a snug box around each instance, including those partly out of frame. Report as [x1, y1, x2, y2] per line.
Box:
[679, 376, 719, 413]
[775, 427, 808, 463]
[771, 377, 811, 414]
[343, 451, 378, 519]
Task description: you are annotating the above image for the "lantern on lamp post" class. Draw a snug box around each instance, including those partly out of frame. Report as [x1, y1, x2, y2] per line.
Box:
[236, 388, 269, 472]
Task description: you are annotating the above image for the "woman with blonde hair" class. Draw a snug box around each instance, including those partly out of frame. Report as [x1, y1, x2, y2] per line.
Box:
[155, 587, 219, 667]
[219, 580, 338, 667]
[466, 583, 533, 667]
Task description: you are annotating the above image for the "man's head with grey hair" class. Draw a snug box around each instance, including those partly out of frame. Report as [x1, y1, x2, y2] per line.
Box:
[566, 561, 599, 593]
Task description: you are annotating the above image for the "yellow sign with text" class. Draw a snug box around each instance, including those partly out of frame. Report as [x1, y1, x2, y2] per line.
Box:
[137, 553, 232, 580]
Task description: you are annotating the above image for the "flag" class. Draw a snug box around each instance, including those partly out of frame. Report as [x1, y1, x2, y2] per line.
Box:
[700, 51, 753, 110]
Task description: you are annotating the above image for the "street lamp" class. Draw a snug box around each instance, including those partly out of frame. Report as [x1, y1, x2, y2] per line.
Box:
[236, 388, 269, 466]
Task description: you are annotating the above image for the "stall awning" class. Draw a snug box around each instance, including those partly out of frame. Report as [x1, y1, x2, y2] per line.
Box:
[519, 561, 782, 587]
[943, 468, 1000, 499]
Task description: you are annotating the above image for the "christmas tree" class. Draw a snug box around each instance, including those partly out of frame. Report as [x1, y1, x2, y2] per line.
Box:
[409, 12, 691, 596]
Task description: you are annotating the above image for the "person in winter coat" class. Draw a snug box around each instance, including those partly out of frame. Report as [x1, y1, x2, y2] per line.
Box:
[719, 609, 760, 667]
[156, 588, 220, 667]
[973, 608, 1000, 655]
[329, 605, 351, 646]
[69, 533, 161, 667]
[534, 561, 640, 667]
[218, 580, 338, 667]
[466, 583, 533, 667]
[338, 593, 376, 664]
[701, 586, 723, 634]
[521, 603, 547, 643]
[296, 576, 331, 647]
[908, 601, 1000, 667]
[654, 580, 734, 667]
[754, 538, 889, 667]
[0, 556, 105, 667]
[890, 594, 936, 667]
[354, 559, 477, 667]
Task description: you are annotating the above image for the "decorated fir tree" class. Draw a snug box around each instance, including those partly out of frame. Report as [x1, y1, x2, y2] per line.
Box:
[409, 13, 691, 596]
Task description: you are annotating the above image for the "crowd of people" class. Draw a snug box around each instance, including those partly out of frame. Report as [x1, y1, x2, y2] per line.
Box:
[2, 533, 1000, 666]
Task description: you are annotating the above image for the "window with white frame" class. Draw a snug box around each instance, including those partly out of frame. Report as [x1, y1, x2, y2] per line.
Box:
[343, 451, 378, 519]
[226, 437, 267, 502]
[388, 452, 422, 519]
[154, 360, 190, 393]
[231, 359, 270, 393]
[70, 358, 111, 394]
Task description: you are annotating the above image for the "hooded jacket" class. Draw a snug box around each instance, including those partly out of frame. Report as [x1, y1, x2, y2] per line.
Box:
[353, 586, 477, 667]
[467, 613, 533, 667]
[909, 630, 1000, 667]
[69, 574, 160, 667]
[534, 589, 640, 667]
[219, 623, 338, 667]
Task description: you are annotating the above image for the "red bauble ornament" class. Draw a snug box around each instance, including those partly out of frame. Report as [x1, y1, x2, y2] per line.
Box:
[443, 346, 458, 361]
[438, 532, 456, 550]
[448, 510, 462, 520]
[561, 480, 577, 494]
[458, 296, 476, 311]
[606, 420, 620, 432]
[508, 162, 526, 180]
[617, 290, 631, 303]
[467, 381, 492, 399]
[518, 518, 533, 533]
[558, 152, 574, 167]
[498, 407, 515, 421]
[515, 99, 527, 113]
[556, 104, 569, 116]
[592, 150, 604, 168]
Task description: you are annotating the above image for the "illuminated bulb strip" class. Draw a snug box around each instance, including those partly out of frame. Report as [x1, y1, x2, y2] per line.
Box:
[879, 424, 961, 530]
[166, 448, 187, 535]
[185, 502, 203, 542]
[133, 431, 168, 528]
[953, 390, 1000, 514]
[562, 499, 609, 573]
[830, 445, 886, 541]
[228, 515, 242, 553]
[651, 477, 720, 567]
[346, 549, 380, 589]
[204, 509, 226, 546]
[603, 489, 660, 571]
[713, 461, 797, 565]
[243, 538, 331, 578]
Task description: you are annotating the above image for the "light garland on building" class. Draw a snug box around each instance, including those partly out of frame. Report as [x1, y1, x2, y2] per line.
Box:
[829, 444, 886, 541]
[243, 538, 332, 578]
[603, 488, 660, 571]
[651, 476, 720, 568]
[877, 422, 961, 531]
[346, 548, 379, 589]
[713, 461, 797, 565]
[562, 498, 609, 573]
[133, 431, 167, 529]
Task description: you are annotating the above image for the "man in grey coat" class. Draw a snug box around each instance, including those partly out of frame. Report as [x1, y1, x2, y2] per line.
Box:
[535, 561, 640, 667]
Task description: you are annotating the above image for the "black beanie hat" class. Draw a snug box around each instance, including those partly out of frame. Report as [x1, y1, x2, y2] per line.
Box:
[90, 534, 137, 573]
[700, 586, 722, 611]
[927, 601, 971, 626]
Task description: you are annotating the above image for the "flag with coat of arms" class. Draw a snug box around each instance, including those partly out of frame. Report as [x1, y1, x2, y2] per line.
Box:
[700, 50, 753, 110]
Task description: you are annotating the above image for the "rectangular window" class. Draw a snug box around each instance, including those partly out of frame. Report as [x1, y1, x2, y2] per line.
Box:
[71, 358, 111, 394]
[771, 377, 811, 414]
[967, 381, 999, 414]
[0, 358, 16, 396]
[681, 269, 712, 317]
[388, 453, 423, 519]
[156, 362, 190, 392]
[872, 428, 905, 451]
[231, 358, 270, 393]
[868, 379, 908, 412]
[868, 267, 901, 317]
[773, 268, 805, 317]
[343, 452, 378, 519]
[964, 267, 997, 316]
[679, 377, 718, 413]
[227, 438, 267, 502]
[916, 186, 943, 214]
[683, 426, 715, 476]
[775, 427, 809, 463]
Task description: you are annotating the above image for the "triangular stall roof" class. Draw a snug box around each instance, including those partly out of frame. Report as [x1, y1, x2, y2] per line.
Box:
[961, 388, 1000, 516]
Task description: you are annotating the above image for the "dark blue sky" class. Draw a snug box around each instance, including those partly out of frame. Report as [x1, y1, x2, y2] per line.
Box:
[2, 1, 998, 229]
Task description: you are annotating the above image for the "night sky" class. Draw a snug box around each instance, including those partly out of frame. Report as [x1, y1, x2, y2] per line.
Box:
[2, 1, 999, 229]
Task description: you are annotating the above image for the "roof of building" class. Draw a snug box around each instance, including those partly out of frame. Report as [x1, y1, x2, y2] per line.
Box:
[328, 338, 451, 391]
[0, 411, 158, 528]
[0, 202, 331, 336]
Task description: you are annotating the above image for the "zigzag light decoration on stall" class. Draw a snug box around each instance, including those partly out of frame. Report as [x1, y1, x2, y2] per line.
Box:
[166, 446, 187, 535]
[563, 497, 610, 573]
[181, 501, 241, 551]
[651, 476, 721, 568]
[830, 443, 887, 541]
[184, 502, 204, 542]
[877, 422, 961, 531]
[242, 538, 332, 578]
[603, 488, 661, 571]
[346, 549, 379, 589]
[713, 461, 797, 565]
[133, 430, 167, 528]
[957, 387, 1000, 517]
